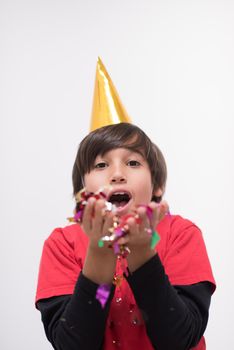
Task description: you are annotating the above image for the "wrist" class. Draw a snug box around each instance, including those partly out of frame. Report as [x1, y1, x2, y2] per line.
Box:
[127, 246, 156, 273]
[83, 244, 117, 284]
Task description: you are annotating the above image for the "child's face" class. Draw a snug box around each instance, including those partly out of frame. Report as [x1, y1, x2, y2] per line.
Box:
[84, 148, 157, 216]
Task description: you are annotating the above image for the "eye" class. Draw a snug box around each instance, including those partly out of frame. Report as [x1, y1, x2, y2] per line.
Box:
[127, 160, 141, 167]
[94, 162, 108, 169]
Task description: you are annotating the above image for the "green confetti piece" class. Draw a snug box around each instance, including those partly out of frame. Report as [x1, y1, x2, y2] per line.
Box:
[150, 231, 160, 249]
[98, 239, 104, 248]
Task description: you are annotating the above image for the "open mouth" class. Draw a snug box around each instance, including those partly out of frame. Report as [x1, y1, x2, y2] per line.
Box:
[108, 192, 131, 209]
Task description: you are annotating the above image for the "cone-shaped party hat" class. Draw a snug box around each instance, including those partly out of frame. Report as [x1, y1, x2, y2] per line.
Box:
[90, 57, 131, 131]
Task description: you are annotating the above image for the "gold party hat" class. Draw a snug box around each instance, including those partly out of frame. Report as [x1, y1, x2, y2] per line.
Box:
[90, 57, 131, 131]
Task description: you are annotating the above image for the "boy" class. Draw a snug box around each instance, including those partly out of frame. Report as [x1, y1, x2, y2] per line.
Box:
[36, 122, 215, 350]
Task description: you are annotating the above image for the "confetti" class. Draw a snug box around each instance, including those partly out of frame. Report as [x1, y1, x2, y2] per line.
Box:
[69, 188, 116, 224]
[98, 239, 104, 248]
[150, 230, 160, 249]
[96, 284, 111, 308]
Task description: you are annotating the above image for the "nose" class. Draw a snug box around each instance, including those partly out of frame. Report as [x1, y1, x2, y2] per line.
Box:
[110, 167, 127, 184]
[110, 175, 126, 184]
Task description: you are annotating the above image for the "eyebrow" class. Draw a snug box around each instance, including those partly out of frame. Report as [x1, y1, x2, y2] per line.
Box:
[96, 149, 146, 161]
[126, 149, 145, 159]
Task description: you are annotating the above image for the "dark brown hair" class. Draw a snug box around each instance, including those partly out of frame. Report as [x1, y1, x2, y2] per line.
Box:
[72, 123, 167, 202]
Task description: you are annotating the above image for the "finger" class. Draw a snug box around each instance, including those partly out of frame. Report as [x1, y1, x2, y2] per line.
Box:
[136, 206, 150, 233]
[126, 217, 138, 236]
[82, 197, 96, 233]
[149, 200, 169, 227]
[102, 211, 114, 236]
[159, 201, 169, 219]
[117, 235, 130, 245]
[92, 199, 106, 234]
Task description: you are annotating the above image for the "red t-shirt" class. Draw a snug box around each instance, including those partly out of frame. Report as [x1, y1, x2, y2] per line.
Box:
[36, 215, 215, 350]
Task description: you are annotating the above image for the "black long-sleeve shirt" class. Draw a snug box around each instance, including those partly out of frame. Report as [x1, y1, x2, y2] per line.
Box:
[37, 254, 214, 350]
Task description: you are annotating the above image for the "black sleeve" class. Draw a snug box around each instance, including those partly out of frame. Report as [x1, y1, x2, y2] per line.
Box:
[126, 254, 214, 350]
[36, 272, 115, 350]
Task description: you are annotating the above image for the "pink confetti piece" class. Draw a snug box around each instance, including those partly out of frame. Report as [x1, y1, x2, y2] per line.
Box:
[96, 284, 111, 308]
[115, 227, 125, 238]
[113, 241, 120, 255]
[74, 210, 83, 222]
[145, 206, 153, 221]
[138, 205, 153, 221]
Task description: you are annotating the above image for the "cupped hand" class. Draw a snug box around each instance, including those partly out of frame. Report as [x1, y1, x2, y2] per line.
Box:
[118, 200, 169, 249]
[81, 197, 115, 249]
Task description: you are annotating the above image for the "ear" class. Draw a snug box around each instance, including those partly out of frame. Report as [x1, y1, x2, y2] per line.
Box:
[151, 187, 163, 203]
[153, 187, 163, 198]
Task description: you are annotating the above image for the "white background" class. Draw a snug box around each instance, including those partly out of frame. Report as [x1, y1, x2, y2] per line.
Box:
[1, 0, 233, 349]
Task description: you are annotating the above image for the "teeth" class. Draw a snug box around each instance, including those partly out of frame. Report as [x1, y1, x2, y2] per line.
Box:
[111, 192, 130, 197]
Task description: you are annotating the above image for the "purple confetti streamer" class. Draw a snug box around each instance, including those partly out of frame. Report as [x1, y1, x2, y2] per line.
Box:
[96, 284, 111, 308]
[74, 210, 83, 222]
[115, 227, 125, 238]
[113, 241, 120, 255]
